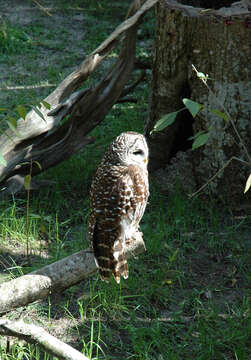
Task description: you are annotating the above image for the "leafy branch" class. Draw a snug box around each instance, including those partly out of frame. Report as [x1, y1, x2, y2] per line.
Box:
[152, 64, 251, 195]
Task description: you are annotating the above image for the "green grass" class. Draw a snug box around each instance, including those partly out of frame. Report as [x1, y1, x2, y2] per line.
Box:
[0, 21, 32, 55]
[0, 1, 250, 359]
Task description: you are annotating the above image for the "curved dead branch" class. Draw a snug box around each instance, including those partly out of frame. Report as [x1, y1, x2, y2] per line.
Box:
[0, 0, 158, 195]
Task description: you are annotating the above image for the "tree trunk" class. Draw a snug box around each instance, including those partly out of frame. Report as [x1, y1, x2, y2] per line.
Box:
[146, 0, 251, 203]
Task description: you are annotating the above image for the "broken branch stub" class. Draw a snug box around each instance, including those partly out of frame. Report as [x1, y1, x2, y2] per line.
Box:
[0, 0, 158, 195]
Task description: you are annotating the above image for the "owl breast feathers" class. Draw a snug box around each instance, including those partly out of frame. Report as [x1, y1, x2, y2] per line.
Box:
[88, 131, 149, 283]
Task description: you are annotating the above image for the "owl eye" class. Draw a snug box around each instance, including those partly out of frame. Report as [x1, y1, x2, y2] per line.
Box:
[133, 149, 144, 156]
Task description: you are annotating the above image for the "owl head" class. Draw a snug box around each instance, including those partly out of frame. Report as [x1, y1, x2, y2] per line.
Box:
[104, 131, 149, 168]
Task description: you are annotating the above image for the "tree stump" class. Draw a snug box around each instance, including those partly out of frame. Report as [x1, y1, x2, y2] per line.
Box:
[146, 0, 251, 203]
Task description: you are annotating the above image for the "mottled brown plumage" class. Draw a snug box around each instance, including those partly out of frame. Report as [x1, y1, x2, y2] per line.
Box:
[89, 132, 149, 283]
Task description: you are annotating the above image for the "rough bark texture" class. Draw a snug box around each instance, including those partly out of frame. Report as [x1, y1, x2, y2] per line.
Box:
[146, 0, 251, 202]
[0, 238, 145, 314]
[0, 0, 158, 196]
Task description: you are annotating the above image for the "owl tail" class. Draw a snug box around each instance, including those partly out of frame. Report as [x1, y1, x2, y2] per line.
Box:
[95, 248, 113, 283]
[112, 240, 128, 284]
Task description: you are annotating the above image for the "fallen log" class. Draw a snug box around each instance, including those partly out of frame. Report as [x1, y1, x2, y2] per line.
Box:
[0, 235, 145, 314]
[0, 319, 90, 360]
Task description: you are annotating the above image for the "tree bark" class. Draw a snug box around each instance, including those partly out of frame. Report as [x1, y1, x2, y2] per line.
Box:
[0, 236, 145, 314]
[0, 0, 158, 196]
[146, 0, 251, 202]
[0, 319, 90, 360]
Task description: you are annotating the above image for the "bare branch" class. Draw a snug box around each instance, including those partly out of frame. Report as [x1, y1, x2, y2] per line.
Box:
[189, 156, 251, 198]
[0, 83, 56, 91]
[0, 319, 90, 360]
[120, 70, 146, 98]
[32, 0, 52, 16]
[117, 97, 138, 103]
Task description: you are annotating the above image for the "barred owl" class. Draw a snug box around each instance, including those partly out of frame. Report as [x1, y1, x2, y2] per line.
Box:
[89, 131, 149, 284]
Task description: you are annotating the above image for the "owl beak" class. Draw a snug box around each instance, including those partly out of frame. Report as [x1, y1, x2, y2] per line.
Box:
[144, 158, 148, 164]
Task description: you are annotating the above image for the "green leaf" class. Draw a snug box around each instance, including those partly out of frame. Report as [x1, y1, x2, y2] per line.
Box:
[188, 131, 205, 141]
[210, 109, 228, 121]
[8, 116, 17, 128]
[34, 101, 42, 109]
[6, 120, 16, 132]
[244, 173, 251, 194]
[24, 174, 32, 191]
[6, 117, 20, 137]
[0, 108, 7, 112]
[17, 105, 27, 120]
[152, 111, 179, 132]
[41, 100, 51, 110]
[32, 106, 45, 121]
[183, 98, 203, 118]
[169, 249, 179, 263]
[33, 160, 42, 171]
[192, 132, 209, 150]
[29, 213, 42, 219]
[0, 153, 7, 166]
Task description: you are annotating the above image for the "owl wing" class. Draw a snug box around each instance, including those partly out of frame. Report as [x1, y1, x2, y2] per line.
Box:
[112, 166, 149, 283]
[123, 165, 149, 231]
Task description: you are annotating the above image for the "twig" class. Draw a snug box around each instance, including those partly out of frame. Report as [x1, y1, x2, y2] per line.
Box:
[120, 70, 146, 97]
[32, 0, 52, 16]
[188, 64, 251, 197]
[0, 84, 56, 91]
[189, 156, 250, 198]
[25, 163, 32, 265]
[116, 97, 138, 103]
[0, 319, 90, 360]
[192, 64, 251, 163]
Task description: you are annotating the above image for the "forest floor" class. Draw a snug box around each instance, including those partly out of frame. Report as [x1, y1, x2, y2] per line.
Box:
[0, 1, 250, 359]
